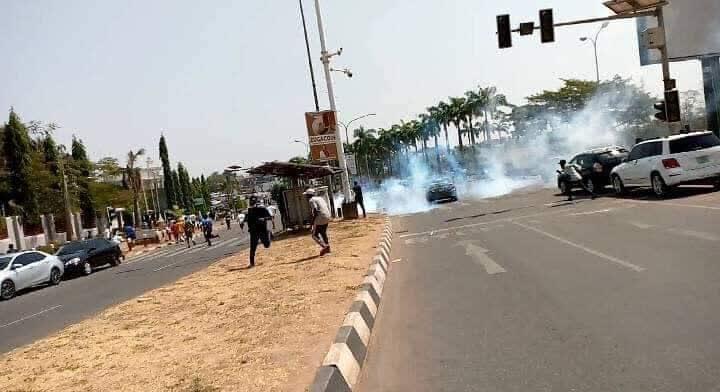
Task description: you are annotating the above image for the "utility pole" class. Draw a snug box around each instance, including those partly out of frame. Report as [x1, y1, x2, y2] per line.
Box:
[299, 0, 320, 112]
[58, 159, 76, 241]
[313, 0, 351, 202]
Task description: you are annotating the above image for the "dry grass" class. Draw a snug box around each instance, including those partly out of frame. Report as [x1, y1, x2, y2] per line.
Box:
[0, 216, 385, 392]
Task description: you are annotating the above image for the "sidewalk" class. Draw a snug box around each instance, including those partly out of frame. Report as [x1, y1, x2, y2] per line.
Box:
[0, 216, 385, 392]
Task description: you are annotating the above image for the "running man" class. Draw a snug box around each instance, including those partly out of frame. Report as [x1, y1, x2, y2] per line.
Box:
[353, 181, 367, 218]
[244, 196, 272, 268]
[558, 159, 596, 201]
[202, 215, 214, 246]
[304, 188, 332, 256]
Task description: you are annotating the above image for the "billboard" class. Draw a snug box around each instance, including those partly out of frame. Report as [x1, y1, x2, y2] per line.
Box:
[345, 153, 357, 175]
[637, 0, 720, 65]
[305, 111, 339, 161]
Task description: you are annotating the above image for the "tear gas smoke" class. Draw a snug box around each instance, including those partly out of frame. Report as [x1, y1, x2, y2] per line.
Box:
[363, 82, 650, 215]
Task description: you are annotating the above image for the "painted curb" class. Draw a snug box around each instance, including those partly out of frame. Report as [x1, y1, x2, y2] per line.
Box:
[310, 217, 393, 392]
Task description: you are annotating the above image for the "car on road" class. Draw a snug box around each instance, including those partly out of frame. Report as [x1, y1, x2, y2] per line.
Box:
[557, 146, 629, 195]
[1, 251, 64, 300]
[611, 131, 720, 197]
[56, 238, 123, 276]
[426, 179, 458, 203]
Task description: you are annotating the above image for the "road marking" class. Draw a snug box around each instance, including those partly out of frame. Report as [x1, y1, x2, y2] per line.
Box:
[512, 222, 645, 272]
[398, 209, 571, 239]
[391, 258, 403, 263]
[569, 208, 613, 216]
[0, 305, 63, 329]
[458, 241, 506, 275]
[153, 240, 228, 271]
[623, 199, 720, 211]
[673, 229, 719, 241]
[628, 221, 654, 229]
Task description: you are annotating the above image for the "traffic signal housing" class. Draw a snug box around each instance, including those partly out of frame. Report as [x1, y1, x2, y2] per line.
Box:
[497, 14, 512, 49]
[654, 90, 681, 122]
[539, 9, 554, 43]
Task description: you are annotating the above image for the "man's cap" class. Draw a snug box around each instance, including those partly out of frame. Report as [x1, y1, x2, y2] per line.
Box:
[303, 188, 316, 196]
[559, 159, 567, 164]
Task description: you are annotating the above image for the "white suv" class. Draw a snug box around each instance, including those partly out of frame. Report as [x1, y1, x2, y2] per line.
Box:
[611, 131, 720, 197]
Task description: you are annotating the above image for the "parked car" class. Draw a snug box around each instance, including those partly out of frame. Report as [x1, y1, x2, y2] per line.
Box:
[0, 251, 64, 300]
[426, 179, 458, 203]
[611, 131, 720, 197]
[56, 238, 123, 276]
[557, 146, 629, 195]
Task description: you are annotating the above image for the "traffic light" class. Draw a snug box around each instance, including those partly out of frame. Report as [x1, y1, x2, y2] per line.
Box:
[654, 90, 681, 122]
[539, 9, 554, 43]
[497, 14, 512, 49]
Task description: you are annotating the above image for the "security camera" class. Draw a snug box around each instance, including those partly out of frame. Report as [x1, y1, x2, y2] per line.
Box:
[338, 47, 343, 56]
[346, 70, 353, 78]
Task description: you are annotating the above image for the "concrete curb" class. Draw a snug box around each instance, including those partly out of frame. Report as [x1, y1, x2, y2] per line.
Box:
[310, 217, 393, 392]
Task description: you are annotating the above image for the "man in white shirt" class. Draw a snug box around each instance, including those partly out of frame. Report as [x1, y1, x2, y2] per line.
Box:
[304, 188, 332, 256]
[558, 160, 596, 201]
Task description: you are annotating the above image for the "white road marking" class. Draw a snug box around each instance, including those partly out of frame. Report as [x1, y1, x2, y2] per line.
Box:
[673, 229, 719, 242]
[153, 240, 228, 271]
[0, 305, 63, 329]
[391, 258, 403, 263]
[623, 199, 720, 211]
[628, 221, 654, 229]
[512, 222, 645, 272]
[459, 241, 506, 275]
[569, 208, 613, 216]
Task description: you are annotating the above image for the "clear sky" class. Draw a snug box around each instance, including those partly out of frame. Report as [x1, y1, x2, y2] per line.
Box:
[0, 0, 705, 176]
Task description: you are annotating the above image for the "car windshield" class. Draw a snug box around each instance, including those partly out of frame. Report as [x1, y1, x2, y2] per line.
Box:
[0, 256, 12, 270]
[57, 242, 88, 256]
[670, 134, 720, 154]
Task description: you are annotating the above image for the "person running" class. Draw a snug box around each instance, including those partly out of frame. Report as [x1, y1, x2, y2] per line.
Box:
[201, 215, 214, 246]
[225, 214, 232, 230]
[558, 159, 596, 201]
[184, 219, 196, 248]
[304, 188, 332, 256]
[352, 181, 367, 218]
[124, 224, 137, 251]
[243, 196, 272, 268]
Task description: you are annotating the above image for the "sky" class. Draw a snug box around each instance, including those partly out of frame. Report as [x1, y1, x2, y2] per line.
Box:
[0, 0, 708, 177]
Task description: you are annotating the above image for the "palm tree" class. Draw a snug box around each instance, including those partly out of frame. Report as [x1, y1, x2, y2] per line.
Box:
[433, 102, 452, 151]
[472, 86, 513, 142]
[126, 148, 146, 225]
[352, 127, 377, 178]
[448, 97, 467, 149]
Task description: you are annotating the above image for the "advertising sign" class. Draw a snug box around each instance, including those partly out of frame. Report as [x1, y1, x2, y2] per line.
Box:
[305, 111, 339, 161]
[345, 153, 357, 175]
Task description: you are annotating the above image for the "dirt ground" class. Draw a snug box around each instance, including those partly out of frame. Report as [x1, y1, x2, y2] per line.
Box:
[0, 216, 385, 392]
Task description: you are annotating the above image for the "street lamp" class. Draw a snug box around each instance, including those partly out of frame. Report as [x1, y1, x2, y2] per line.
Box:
[338, 113, 377, 145]
[579, 21, 609, 83]
[330, 68, 353, 78]
[293, 139, 310, 156]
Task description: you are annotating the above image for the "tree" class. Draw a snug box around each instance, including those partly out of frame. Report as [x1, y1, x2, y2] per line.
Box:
[448, 97, 467, 149]
[2, 109, 38, 221]
[172, 170, 183, 209]
[200, 175, 211, 209]
[177, 163, 194, 211]
[126, 149, 146, 225]
[71, 136, 96, 226]
[159, 135, 176, 209]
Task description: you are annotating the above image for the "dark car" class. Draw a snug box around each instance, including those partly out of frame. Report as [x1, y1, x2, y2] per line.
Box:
[558, 146, 629, 194]
[426, 179, 458, 203]
[56, 238, 123, 276]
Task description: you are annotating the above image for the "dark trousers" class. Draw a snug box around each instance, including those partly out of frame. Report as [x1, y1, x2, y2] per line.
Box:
[561, 174, 595, 200]
[204, 231, 212, 246]
[313, 224, 329, 248]
[357, 198, 366, 218]
[249, 230, 271, 265]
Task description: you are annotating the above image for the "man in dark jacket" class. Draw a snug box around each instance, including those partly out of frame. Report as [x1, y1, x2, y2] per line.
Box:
[243, 196, 272, 268]
[353, 181, 367, 218]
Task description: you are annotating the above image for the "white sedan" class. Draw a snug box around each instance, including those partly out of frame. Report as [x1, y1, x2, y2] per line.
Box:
[0, 250, 65, 300]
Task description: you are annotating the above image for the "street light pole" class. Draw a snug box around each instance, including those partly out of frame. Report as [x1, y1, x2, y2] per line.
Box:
[293, 139, 310, 156]
[313, 0, 351, 201]
[339, 113, 377, 145]
[298, 0, 320, 112]
[579, 22, 608, 83]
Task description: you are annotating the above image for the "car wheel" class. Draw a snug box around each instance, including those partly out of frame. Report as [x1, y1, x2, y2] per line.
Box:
[612, 175, 626, 196]
[586, 178, 596, 194]
[49, 267, 62, 285]
[82, 261, 93, 276]
[651, 172, 670, 198]
[1, 280, 15, 300]
[109, 254, 120, 267]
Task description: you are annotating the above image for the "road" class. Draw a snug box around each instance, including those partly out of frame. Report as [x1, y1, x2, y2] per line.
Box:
[357, 186, 720, 392]
[0, 226, 249, 354]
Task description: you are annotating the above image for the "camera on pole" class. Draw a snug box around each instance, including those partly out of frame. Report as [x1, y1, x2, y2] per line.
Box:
[539, 9, 555, 43]
[496, 14, 512, 49]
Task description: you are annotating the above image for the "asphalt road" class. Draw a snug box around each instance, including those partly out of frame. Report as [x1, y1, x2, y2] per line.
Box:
[357, 186, 720, 392]
[0, 225, 249, 354]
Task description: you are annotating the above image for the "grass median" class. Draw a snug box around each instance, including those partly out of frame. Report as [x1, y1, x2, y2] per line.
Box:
[0, 215, 385, 392]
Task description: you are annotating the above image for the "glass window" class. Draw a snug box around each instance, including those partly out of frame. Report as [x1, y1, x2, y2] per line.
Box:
[628, 145, 645, 161]
[0, 256, 13, 270]
[15, 252, 45, 266]
[646, 142, 663, 157]
[57, 241, 89, 256]
[670, 134, 720, 154]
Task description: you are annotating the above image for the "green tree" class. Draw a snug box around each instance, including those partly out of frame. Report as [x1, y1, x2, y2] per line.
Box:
[177, 163, 194, 211]
[159, 135, 176, 209]
[172, 169, 183, 209]
[71, 136, 96, 226]
[2, 109, 38, 220]
[200, 175, 211, 208]
[126, 149, 146, 225]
